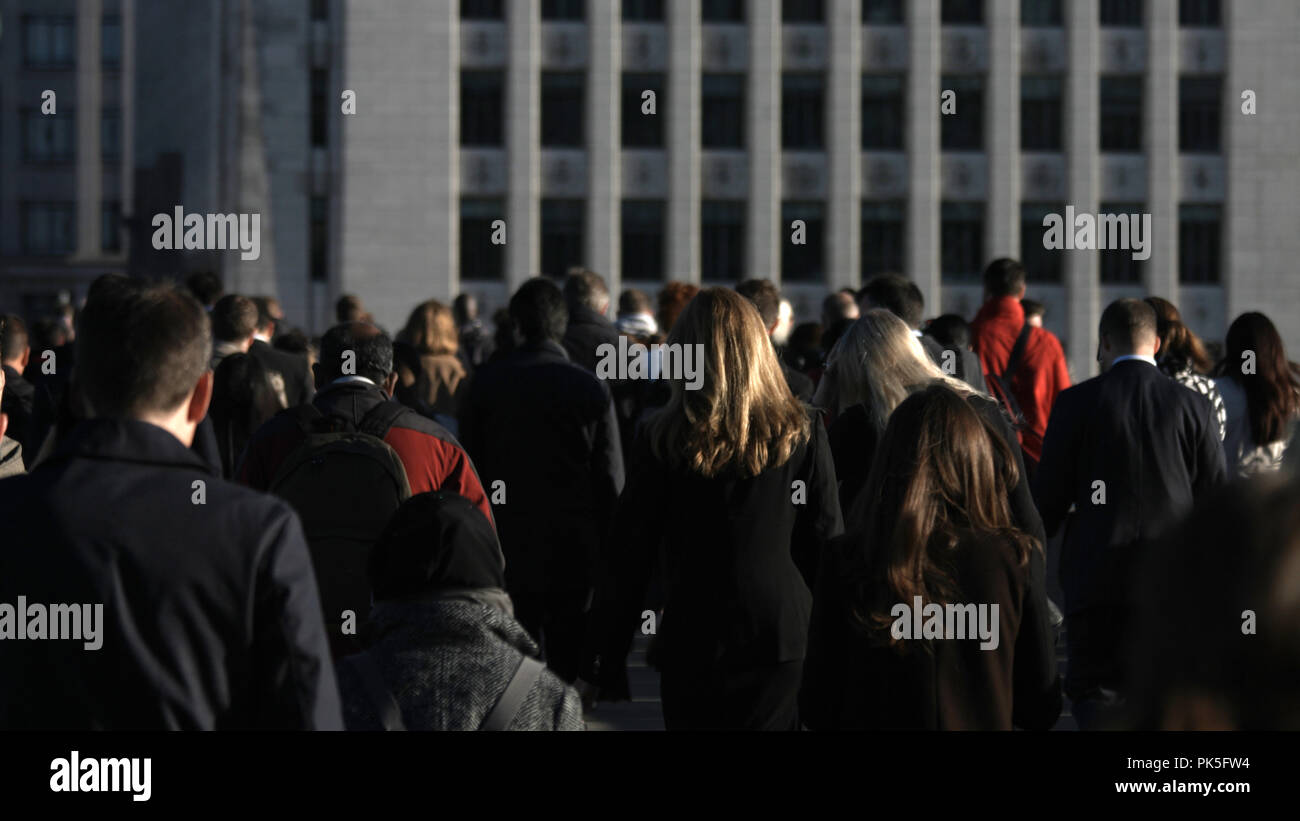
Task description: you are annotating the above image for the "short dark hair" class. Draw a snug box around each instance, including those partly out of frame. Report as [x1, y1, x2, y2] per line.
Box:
[1, 314, 29, 362]
[1099, 298, 1158, 349]
[1020, 298, 1045, 320]
[251, 296, 278, 332]
[510, 278, 568, 344]
[983, 258, 1027, 298]
[618, 288, 652, 316]
[77, 284, 212, 417]
[735, 279, 781, 328]
[925, 314, 971, 350]
[858, 274, 924, 329]
[185, 271, 224, 307]
[336, 294, 364, 324]
[563, 268, 609, 313]
[211, 295, 259, 343]
[452, 293, 477, 325]
[318, 322, 394, 384]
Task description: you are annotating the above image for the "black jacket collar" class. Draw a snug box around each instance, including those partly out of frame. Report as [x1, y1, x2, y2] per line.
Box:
[54, 418, 215, 474]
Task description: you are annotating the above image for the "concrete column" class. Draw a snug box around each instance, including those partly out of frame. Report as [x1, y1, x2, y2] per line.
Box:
[1145, 0, 1180, 300]
[1064, 0, 1101, 379]
[75, 0, 103, 259]
[120, 0, 135, 255]
[667, 0, 700, 283]
[747, 0, 780, 282]
[907, 0, 941, 306]
[826, 0, 862, 291]
[587, 0, 621, 305]
[338, 0, 458, 330]
[506, 0, 540, 291]
[987, 0, 1020, 259]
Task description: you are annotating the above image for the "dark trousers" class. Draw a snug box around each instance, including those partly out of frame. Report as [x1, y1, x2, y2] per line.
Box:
[511, 588, 590, 684]
[660, 659, 803, 731]
[1064, 609, 1125, 729]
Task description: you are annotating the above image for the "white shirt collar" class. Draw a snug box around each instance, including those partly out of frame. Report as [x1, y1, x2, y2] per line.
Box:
[1111, 354, 1157, 368]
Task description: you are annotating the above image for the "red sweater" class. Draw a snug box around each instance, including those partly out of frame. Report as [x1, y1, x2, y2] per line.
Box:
[970, 297, 1071, 464]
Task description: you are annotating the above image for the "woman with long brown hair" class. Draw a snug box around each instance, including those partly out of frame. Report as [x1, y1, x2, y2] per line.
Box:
[398, 300, 468, 418]
[1145, 296, 1226, 441]
[1213, 312, 1300, 477]
[586, 287, 843, 730]
[801, 384, 1061, 730]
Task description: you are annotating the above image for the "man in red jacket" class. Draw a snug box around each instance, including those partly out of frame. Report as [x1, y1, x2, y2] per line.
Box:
[970, 258, 1071, 467]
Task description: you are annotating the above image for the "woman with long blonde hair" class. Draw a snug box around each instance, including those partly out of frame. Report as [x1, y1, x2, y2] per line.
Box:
[587, 288, 843, 730]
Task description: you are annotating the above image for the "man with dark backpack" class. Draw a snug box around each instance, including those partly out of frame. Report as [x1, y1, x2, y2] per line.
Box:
[970, 258, 1071, 473]
[239, 321, 497, 657]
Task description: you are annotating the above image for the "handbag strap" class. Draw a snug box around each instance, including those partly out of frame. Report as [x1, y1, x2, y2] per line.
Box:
[1001, 322, 1034, 383]
[351, 652, 405, 732]
[480, 655, 545, 731]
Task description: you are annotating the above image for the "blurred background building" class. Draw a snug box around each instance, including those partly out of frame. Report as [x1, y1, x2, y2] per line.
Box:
[0, 0, 1296, 379]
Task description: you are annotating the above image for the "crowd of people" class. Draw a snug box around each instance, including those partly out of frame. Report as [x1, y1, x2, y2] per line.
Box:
[1, 258, 1298, 731]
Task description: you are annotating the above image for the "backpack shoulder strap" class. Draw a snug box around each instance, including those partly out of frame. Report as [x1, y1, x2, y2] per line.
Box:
[348, 652, 405, 732]
[480, 655, 545, 731]
[282, 402, 328, 434]
[1001, 323, 1034, 382]
[357, 400, 407, 441]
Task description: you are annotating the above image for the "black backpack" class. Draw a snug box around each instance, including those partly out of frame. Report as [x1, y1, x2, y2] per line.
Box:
[268, 401, 412, 658]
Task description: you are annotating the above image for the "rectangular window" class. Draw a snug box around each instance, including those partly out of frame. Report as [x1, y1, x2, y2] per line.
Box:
[542, 199, 585, 278]
[309, 197, 329, 282]
[102, 109, 121, 162]
[941, 74, 984, 151]
[1179, 0, 1220, 26]
[23, 108, 75, 164]
[702, 74, 746, 148]
[1098, 202, 1146, 284]
[102, 201, 122, 253]
[1179, 76, 1222, 153]
[782, 202, 825, 283]
[783, 0, 825, 23]
[702, 0, 745, 22]
[1021, 0, 1063, 26]
[701, 201, 746, 282]
[1100, 76, 1143, 152]
[863, 0, 905, 24]
[1179, 204, 1221, 284]
[1021, 202, 1066, 283]
[862, 75, 905, 150]
[1021, 74, 1063, 151]
[941, 202, 984, 282]
[782, 73, 825, 150]
[23, 16, 75, 68]
[461, 70, 505, 147]
[310, 69, 329, 147]
[941, 0, 984, 24]
[542, 0, 585, 21]
[623, 0, 665, 21]
[311, 0, 330, 20]
[460, 0, 504, 19]
[861, 201, 905, 281]
[1100, 0, 1144, 26]
[461, 198, 506, 281]
[623, 73, 665, 148]
[21, 202, 76, 255]
[622, 200, 666, 281]
[102, 15, 122, 68]
[542, 72, 585, 147]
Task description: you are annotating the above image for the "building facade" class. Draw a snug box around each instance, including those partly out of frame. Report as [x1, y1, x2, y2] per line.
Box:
[2, 0, 1297, 382]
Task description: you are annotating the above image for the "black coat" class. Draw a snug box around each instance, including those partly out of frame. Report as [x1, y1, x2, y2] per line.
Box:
[1033, 359, 1227, 617]
[802, 528, 1061, 730]
[590, 410, 843, 695]
[249, 339, 314, 407]
[459, 340, 625, 594]
[0, 418, 342, 729]
[919, 335, 988, 393]
[1, 364, 34, 455]
[562, 305, 621, 374]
